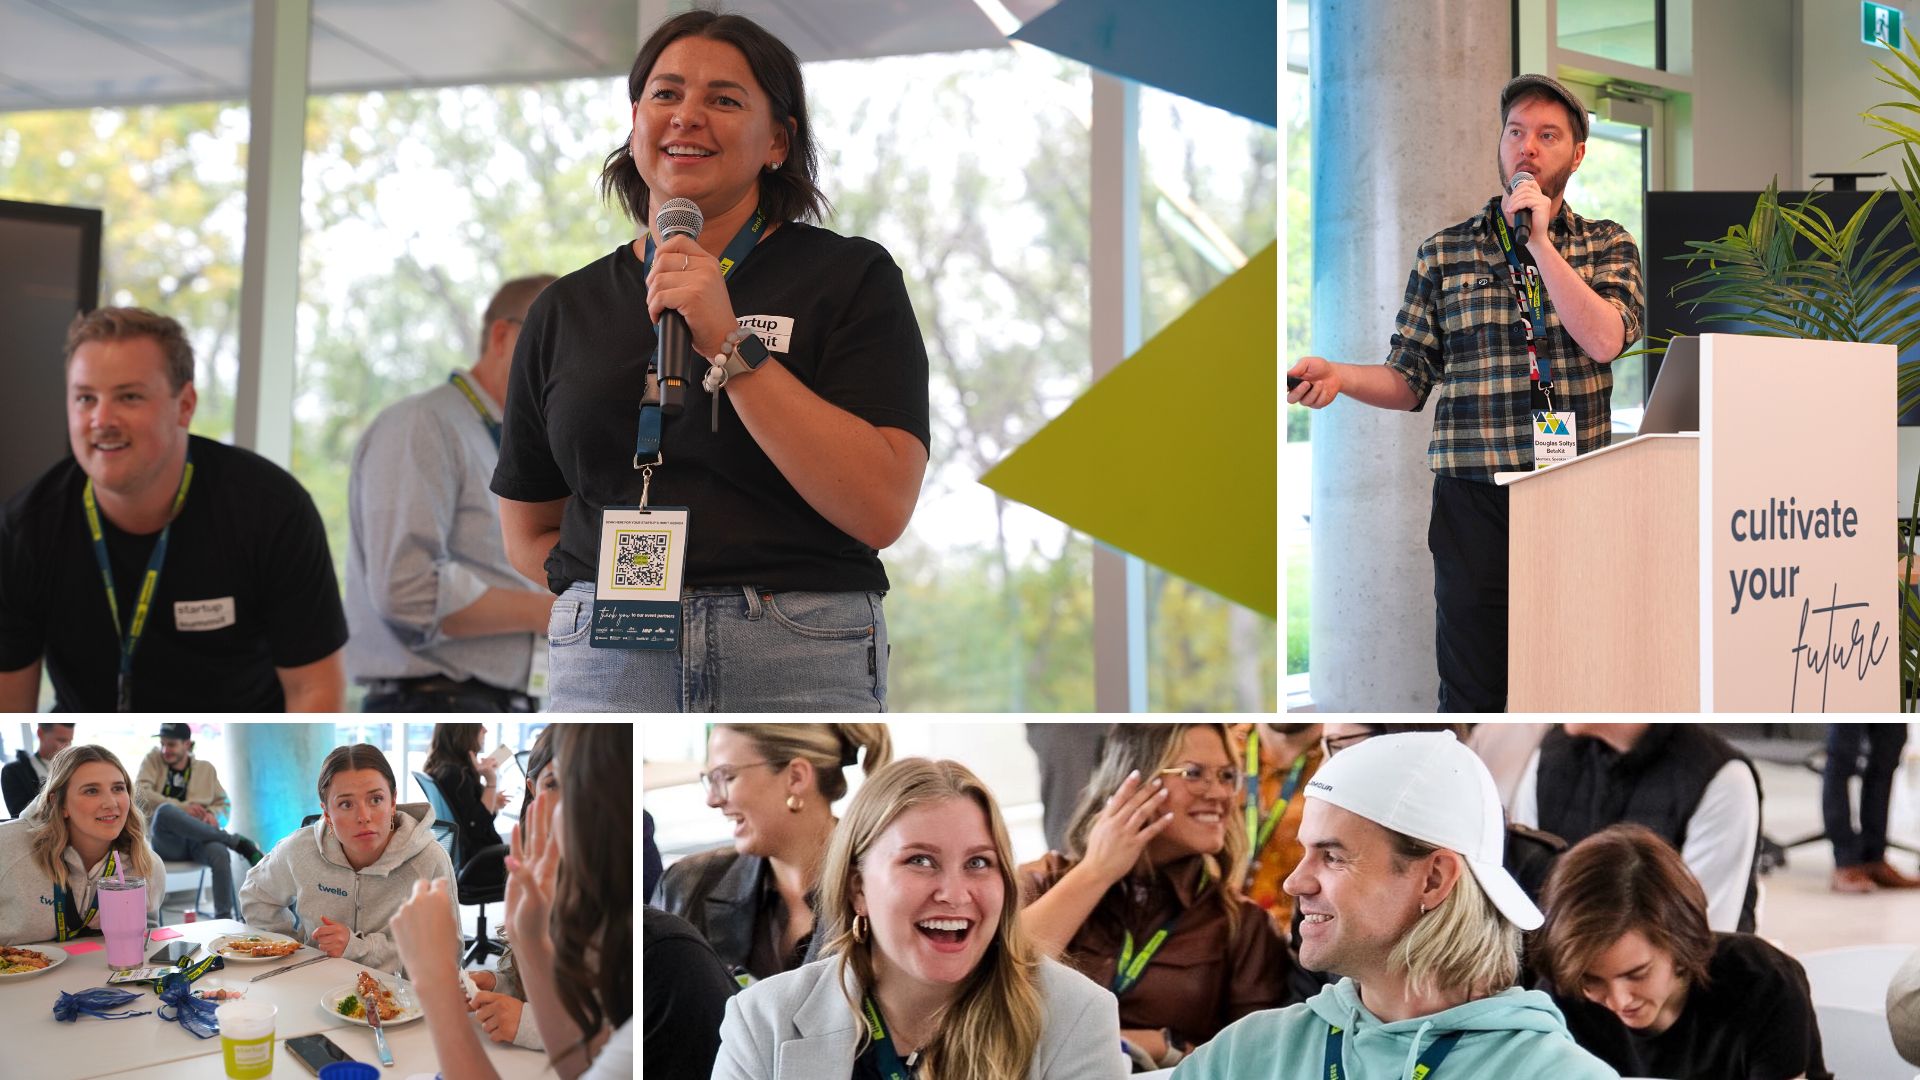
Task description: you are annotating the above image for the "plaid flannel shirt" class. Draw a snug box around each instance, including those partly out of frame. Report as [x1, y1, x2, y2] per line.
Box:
[1384, 196, 1644, 481]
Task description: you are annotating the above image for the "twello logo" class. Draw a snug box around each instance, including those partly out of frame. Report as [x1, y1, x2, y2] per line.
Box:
[316, 883, 349, 898]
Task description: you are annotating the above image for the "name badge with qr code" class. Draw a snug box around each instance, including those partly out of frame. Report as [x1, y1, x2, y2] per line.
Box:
[1532, 410, 1577, 469]
[592, 506, 689, 650]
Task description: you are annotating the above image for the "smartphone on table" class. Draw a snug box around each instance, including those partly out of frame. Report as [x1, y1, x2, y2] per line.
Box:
[286, 1033, 358, 1074]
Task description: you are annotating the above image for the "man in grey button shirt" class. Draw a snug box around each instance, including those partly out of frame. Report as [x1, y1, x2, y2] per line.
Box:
[346, 275, 558, 711]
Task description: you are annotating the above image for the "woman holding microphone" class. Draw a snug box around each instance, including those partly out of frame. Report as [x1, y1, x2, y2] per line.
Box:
[491, 9, 930, 712]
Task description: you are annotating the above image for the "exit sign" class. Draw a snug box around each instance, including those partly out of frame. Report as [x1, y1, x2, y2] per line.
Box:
[1866, 1, 1904, 48]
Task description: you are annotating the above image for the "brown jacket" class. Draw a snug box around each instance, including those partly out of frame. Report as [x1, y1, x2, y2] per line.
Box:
[1018, 851, 1294, 1048]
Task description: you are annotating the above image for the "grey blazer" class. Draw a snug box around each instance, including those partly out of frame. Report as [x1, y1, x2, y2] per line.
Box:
[713, 954, 1127, 1079]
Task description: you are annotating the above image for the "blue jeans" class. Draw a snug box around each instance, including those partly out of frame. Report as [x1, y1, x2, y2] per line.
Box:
[546, 582, 888, 712]
[148, 802, 240, 918]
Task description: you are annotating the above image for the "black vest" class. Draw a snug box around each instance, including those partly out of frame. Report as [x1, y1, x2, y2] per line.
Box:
[1536, 725, 1762, 932]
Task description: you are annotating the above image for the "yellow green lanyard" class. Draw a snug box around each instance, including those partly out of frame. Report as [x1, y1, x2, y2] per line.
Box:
[162, 761, 192, 802]
[1110, 869, 1207, 997]
[52, 850, 117, 942]
[1244, 732, 1308, 877]
[83, 453, 195, 712]
[448, 372, 502, 448]
[861, 995, 916, 1080]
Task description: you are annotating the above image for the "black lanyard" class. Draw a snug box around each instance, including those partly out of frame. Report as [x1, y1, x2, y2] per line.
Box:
[52, 850, 117, 942]
[447, 372, 502, 448]
[1324, 1024, 1460, 1080]
[1491, 209, 1554, 406]
[162, 761, 192, 802]
[84, 450, 195, 712]
[860, 995, 916, 1080]
[1244, 737, 1308, 878]
[634, 206, 769, 462]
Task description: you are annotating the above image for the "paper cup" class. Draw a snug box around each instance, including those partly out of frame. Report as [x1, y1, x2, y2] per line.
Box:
[217, 1000, 277, 1079]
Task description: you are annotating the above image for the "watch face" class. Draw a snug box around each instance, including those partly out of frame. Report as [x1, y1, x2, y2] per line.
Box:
[738, 332, 770, 369]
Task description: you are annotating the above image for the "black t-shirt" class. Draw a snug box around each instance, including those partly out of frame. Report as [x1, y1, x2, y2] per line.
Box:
[0, 435, 348, 711]
[1554, 932, 1832, 1080]
[641, 907, 737, 1079]
[490, 224, 932, 594]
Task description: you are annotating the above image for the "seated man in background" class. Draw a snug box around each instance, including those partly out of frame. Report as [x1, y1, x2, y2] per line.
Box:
[345, 275, 556, 712]
[2, 722, 73, 816]
[1512, 723, 1761, 932]
[0, 307, 347, 711]
[134, 722, 263, 920]
[1175, 732, 1616, 1080]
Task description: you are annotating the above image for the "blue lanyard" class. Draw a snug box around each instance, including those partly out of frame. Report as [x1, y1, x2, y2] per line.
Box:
[447, 372, 501, 448]
[1323, 1024, 1460, 1080]
[861, 995, 916, 1080]
[1244, 736, 1309, 875]
[634, 206, 769, 461]
[52, 850, 117, 942]
[83, 449, 194, 712]
[1492, 209, 1554, 396]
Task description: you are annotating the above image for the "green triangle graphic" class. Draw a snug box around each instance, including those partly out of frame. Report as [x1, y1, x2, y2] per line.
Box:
[980, 243, 1276, 617]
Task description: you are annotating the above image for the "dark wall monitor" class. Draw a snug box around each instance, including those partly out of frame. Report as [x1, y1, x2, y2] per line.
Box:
[0, 198, 102, 501]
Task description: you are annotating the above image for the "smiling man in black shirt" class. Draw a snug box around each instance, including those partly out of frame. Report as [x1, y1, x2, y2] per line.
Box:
[0, 308, 347, 712]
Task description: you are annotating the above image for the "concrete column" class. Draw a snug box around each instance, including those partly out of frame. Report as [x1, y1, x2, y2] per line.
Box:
[226, 723, 338, 853]
[1307, 0, 1510, 711]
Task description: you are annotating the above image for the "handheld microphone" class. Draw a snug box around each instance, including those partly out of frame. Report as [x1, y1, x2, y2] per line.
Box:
[653, 197, 703, 415]
[1508, 171, 1536, 248]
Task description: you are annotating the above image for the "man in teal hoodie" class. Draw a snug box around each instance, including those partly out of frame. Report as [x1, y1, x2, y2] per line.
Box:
[1175, 732, 1619, 1080]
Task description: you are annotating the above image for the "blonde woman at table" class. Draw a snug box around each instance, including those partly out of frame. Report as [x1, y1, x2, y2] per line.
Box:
[239, 743, 454, 973]
[713, 758, 1126, 1080]
[392, 724, 633, 1080]
[0, 744, 163, 943]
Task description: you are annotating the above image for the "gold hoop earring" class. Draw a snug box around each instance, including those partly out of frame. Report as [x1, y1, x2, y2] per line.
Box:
[786, 795, 804, 813]
[853, 914, 868, 943]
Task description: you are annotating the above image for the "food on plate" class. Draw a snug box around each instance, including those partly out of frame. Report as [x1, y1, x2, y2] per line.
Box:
[339, 971, 404, 1021]
[218, 935, 299, 959]
[0, 945, 51, 974]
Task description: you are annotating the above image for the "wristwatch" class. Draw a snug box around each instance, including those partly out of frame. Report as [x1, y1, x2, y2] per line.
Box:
[707, 328, 770, 390]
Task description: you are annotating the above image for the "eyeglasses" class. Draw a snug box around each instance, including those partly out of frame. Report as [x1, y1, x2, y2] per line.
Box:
[1320, 731, 1374, 758]
[697, 761, 775, 795]
[1157, 763, 1242, 794]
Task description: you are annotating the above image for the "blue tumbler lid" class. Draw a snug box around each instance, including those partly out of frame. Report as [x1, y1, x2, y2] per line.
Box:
[317, 1064, 381, 1080]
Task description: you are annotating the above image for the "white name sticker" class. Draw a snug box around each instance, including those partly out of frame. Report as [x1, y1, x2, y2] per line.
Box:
[174, 597, 236, 632]
[736, 314, 794, 354]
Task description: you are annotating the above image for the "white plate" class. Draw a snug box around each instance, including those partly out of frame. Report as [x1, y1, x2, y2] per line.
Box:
[0, 943, 69, 980]
[207, 932, 304, 963]
[321, 978, 425, 1027]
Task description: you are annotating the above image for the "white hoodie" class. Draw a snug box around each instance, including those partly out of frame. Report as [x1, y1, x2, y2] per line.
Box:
[238, 809, 454, 973]
[0, 819, 165, 944]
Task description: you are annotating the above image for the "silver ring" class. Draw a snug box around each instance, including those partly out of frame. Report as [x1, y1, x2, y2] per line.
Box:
[682, 254, 689, 272]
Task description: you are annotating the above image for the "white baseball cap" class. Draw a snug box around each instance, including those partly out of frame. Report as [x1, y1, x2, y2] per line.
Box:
[1303, 731, 1543, 931]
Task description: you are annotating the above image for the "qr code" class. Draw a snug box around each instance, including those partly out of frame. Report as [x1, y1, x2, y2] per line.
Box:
[613, 531, 669, 588]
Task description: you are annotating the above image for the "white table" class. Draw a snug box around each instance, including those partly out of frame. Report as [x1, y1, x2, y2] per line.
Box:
[0, 920, 548, 1080]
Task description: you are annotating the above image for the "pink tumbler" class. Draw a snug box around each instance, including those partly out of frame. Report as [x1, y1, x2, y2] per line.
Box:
[97, 877, 147, 968]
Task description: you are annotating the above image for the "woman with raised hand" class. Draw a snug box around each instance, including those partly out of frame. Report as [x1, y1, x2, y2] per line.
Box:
[392, 723, 634, 1080]
[714, 757, 1123, 1079]
[1021, 724, 1293, 1071]
[239, 743, 454, 972]
[1534, 824, 1830, 1080]
[654, 722, 890, 983]
[0, 744, 163, 942]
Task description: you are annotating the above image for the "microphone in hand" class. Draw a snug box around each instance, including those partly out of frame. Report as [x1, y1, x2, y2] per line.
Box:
[653, 197, 703, 416]
[1508, 171, 1536, 248]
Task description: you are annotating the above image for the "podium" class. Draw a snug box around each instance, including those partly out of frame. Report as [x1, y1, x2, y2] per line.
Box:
[1500, 334, 1897, 712]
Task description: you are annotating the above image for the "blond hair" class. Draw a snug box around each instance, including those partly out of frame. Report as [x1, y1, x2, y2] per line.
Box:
[1063, 724, 1250, 932]
[23, 744, 158, 888]
[1383, 832, 1521, 999]
[817, 759, 1042, 1080]
[717, 723, 891, 801]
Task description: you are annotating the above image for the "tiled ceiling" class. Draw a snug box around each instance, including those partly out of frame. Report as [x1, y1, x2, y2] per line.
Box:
[0, 0, 1062, 112]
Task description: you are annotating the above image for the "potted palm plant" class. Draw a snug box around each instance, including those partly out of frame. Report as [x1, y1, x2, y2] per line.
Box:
[1659, 41, 1920, 709]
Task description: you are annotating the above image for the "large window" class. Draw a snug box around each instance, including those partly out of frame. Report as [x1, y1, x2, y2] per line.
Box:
[1137, 87, 1277, 711]
[1285, 49, 1311, 691]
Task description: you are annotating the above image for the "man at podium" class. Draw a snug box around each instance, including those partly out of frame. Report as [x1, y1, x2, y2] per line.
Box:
[1286, 74, 1645, 712]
